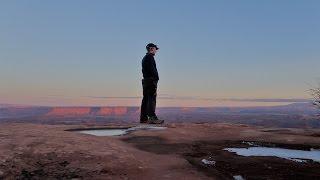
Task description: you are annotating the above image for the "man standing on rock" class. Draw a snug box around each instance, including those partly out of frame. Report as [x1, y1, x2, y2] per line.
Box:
[140, 43, 164, 124]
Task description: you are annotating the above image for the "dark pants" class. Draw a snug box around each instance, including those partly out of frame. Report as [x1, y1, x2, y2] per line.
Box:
[140, 78, 158, 121]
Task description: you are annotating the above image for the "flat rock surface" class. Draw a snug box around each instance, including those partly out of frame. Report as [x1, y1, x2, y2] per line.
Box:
[0, 122, 319, 179]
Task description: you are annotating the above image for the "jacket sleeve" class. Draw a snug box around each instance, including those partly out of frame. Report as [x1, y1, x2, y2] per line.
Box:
[150, 58, 159, 80]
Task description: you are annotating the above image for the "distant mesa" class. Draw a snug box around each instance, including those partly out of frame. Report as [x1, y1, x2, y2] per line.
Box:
[45, 107, 129, 116]
[46, 107, 91, 116]
[113, 107, 127, 115]
[97, 107, 128, 116]
[97, 107, 113, 115]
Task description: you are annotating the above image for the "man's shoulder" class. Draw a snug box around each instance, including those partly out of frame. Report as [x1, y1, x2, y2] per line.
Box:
[142, 54, 154, 61]
[145, 53, 154, 58]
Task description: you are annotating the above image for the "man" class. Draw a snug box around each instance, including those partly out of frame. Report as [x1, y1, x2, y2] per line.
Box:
[140, 43, 164, 124]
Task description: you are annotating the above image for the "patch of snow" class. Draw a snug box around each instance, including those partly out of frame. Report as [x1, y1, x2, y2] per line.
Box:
[77, 125, 167, 136]
[224, 147, 320, 163]
[290, 158, 307, 163]
[310, 148, 320, 151]
[127, 125, 167, 131]
[79, 129, 127, 136]
[233, 175, 245, 180]
[242, 141, 258, 146]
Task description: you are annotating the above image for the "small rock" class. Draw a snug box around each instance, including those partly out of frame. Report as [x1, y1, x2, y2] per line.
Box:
[201, 159, 216, 166]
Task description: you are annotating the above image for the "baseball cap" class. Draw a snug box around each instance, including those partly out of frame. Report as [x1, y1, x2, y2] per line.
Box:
[146, 43, 159, 50]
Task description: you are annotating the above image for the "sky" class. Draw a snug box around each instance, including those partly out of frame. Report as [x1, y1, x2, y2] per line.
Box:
[0, 0, 319, 107]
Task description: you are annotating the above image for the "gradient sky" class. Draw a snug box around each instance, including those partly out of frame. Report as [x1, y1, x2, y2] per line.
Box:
[1, 0, 319, 107]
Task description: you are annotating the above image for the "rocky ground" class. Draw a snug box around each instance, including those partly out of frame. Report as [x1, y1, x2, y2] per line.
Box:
[0, 122, 319, 179]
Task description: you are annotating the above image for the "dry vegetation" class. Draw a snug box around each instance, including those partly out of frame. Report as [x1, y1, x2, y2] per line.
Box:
[309, 82, 320, 110]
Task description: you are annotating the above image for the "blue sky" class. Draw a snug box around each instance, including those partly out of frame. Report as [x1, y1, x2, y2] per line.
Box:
[0, 0, 319, 106]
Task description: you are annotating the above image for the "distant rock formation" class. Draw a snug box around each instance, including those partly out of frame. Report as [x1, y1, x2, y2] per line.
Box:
[46, 107, 91, 116]
[45, 107, 130, 117]
[97, 107, 128, 116]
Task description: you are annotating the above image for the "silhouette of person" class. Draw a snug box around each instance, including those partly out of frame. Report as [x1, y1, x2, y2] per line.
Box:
[140, 43, 164, 124]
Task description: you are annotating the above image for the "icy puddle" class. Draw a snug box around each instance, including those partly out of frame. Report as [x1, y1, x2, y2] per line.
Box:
[224, 147, 320, 163]
[78, 129, 128, 136]
[75, 125, 167, 136]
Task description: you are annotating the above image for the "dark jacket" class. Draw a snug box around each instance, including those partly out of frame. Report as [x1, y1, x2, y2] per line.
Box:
[142, 53, 159, 81]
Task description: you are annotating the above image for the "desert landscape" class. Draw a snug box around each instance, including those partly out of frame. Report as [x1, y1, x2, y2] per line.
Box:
[1, 1, 320, 179]
[0, 103, 319, 179]
[1, 102, 319, 128]
[0, 121, 319, 179]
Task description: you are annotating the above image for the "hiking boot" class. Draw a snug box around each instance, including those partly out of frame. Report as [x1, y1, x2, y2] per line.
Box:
[140, 116, 149, 123]
[140, 119, 148, 123]
[147, 116, 164, 124]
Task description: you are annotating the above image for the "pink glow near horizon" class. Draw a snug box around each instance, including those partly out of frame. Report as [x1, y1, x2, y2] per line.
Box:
[0, 96, 297, 107]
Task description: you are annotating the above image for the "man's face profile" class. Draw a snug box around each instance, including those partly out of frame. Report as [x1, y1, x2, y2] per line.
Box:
[149, 47, 158, 55]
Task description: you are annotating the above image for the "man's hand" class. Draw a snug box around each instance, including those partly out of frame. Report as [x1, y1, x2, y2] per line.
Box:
[152, 80, 158, 96]
[154, 87, 157, 96]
